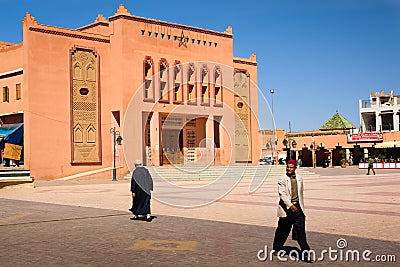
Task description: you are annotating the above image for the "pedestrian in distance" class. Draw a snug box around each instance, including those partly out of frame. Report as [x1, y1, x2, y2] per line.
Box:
[297, 158, 302, 168]
[366, 157, 375, 175]
[130, 159, 154, 222]
[273, 159, 312, 263]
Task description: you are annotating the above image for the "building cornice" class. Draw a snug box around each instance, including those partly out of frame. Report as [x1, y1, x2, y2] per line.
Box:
[76, 21, 110, 31]
[233, 58, 257, 66]
[29, 27, 110, 43]
[109, 14, 233, 39]
[0, 111, 24, 116]
[0, 68, 23, 79]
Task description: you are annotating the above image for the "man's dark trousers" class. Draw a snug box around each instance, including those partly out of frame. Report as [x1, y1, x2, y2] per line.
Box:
[273, 204, 310, 254]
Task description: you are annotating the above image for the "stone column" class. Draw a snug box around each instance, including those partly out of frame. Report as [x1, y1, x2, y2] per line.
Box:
[206, 116, 215, 165]
[150, 112, 160, 166]
[393, 113, 399, 132]
[376, 111, 382, 132]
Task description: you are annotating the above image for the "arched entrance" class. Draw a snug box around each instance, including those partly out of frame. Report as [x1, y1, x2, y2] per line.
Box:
[351, 145, 363, 164]
[331, 146, 342, 166]
[298, 148, 312, 167]
[316, 147, 329, 167]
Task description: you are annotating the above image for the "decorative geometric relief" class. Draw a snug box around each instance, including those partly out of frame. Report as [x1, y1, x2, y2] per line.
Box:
[74, 124, 83, 143]
[233, 71, 251, 162]
[73, 63, 82, 80]
[86, 64, 95, 81]
[87, 124, 96, 143]
[71, 48, 101, 163]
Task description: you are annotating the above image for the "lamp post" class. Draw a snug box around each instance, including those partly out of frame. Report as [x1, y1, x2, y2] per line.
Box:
[270, 89, 275, 164]
[291, 140, 297, 160]
[110, 127, 123, 181]
[310, 136, 316, 168]
[283, 138, 297, 161]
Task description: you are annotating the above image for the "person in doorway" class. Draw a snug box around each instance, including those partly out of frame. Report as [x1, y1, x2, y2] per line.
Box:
[273, 160, 312, 262]
[367, 157, 375, 175]
[130, 159, 154, 222]
[297, 158, 302, 167]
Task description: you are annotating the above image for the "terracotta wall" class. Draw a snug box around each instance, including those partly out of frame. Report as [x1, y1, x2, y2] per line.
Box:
[232, 59, 260, 164]
[1, 7, 261, 179]
[22, 15, 115, 179]
[0, 74, 24, 115]
[0, 45, 24, 116]
[115, 16, 241, 167]
[0, 44, 23, 73]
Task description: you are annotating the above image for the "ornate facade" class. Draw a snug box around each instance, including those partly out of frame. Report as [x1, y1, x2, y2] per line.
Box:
[0, 5, 261, 179]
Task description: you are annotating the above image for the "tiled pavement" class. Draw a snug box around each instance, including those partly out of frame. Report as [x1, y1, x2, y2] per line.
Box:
[0, 166, 399, 266]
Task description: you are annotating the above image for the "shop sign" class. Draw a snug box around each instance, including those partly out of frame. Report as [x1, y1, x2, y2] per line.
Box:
[347, 132, 383, 143]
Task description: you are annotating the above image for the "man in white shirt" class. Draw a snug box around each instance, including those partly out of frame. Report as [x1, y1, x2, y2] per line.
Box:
[272, 159, 312, 262]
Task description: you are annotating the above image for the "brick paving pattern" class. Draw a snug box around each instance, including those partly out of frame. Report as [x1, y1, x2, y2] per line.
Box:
[1, 166, 399, 266]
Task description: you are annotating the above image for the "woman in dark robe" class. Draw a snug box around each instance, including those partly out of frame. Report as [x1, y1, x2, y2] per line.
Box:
[130, 160, 153, 221]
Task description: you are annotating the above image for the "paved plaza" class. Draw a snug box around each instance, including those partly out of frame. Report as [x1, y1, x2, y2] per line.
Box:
[0, 166, 399, 266]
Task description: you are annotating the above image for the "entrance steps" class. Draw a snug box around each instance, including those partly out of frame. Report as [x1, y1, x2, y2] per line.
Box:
[0, 169, 33, 188]
[124, 165, 319, 181]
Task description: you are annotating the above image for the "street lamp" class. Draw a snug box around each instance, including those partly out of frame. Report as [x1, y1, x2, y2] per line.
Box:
[283, 138, 297, 160]
[270, 89, 275, 164]
[266, 142, 270, 150]
[292, 140, 297, 148]
[110, 127, 123, 181]
[310, 137, 316, 168]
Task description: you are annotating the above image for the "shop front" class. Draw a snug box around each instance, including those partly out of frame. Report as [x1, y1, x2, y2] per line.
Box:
[0, 123, 23, 167]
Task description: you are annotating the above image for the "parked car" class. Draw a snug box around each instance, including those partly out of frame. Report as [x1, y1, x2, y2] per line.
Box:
[258, 157, 272, 165]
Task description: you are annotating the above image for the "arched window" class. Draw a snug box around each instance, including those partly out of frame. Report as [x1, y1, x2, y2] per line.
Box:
[214, 66, 223, 106]
[173, 61, 183, 104]
[143, 56, 155, 102]
[201, 64, 210, 106]
[187, 63, 197, 105]
[159, 58, 169, 103]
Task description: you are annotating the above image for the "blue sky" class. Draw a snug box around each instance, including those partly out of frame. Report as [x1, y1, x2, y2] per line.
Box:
[1, 0, 399, 132]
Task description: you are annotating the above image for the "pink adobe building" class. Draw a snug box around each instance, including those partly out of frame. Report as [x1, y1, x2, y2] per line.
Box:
[0, 5, 262, 180]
